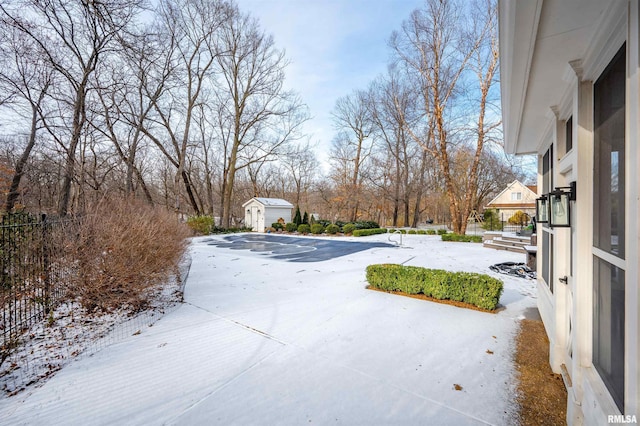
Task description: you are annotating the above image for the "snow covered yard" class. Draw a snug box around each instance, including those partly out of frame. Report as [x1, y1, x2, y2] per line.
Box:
[0, 233, 535, 425]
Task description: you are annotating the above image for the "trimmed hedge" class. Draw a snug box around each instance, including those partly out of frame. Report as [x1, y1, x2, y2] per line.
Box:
[342, 223, 357, 234]
[352, 228, 388, 237]
[297, 224, 310, 234]
[310, 223, 324, 234]
[426, 229, 436, 235]
[325, 224, 340, 234]
[271, 222, 284, 231]
[441, 233, 483, 243]
[285, 222, 297, 232]
[366, 264, 503, 311]
[388, 229, 407, 234]
[437, 229, 448, 235]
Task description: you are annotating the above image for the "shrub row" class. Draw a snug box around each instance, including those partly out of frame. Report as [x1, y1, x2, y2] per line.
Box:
[441, 233, 483, 243]
[186, 215, 251, 235]
[365, 264, 503, 311]
[352, 228, 388, 237]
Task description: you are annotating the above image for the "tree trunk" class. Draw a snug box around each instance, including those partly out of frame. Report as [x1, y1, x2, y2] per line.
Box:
[5, 99, 41, 212]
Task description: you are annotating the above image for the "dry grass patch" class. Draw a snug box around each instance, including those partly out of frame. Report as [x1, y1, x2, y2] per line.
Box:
[515, 317, 567, 425]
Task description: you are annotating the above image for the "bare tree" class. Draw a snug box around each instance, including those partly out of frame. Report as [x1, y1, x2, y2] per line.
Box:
[0, 28, 53, 212]
[136, 0, 233, 216]
[391, 0, 499, 234]
[1, 0, 142, 216]
[216, 9, 308, 228]
[281, 140, 319, 207]
[331, 89, 374, 221]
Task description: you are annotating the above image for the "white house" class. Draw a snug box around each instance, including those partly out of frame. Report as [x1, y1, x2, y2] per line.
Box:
[242, 197, 294, 232]
[485, 179, 538, 219]
[499, 0, 639, 423]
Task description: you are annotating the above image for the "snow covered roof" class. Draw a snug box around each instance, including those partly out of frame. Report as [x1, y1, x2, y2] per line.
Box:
[242, 197, 294, 208]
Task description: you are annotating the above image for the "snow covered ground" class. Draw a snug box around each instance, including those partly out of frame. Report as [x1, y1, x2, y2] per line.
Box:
[0, 233, 536, 425]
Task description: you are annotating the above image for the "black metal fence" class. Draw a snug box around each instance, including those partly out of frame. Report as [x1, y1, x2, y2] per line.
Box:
[482, 211, 534, 233]
[1, 214, 73, 360]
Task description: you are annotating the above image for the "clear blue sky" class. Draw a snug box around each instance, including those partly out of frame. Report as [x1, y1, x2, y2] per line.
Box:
[236, 0, 424, 164]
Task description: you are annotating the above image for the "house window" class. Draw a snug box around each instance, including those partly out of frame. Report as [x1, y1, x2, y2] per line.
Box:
[566, 116, 573, 153]
[511, 192, 522, 201]
[541, 145, 553, 292]
[593, 44, 625, 411]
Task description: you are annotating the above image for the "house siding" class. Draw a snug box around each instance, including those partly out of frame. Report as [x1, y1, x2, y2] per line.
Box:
[499, 0, 639, 423]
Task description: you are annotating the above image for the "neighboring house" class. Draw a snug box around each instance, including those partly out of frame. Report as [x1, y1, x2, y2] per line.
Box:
[485, 180, 537, 219]
[499, 0, 639, 424]
[242, 198, 294, 232]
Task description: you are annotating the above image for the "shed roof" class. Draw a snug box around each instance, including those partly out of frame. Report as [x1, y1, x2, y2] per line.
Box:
[242, 197, 294, 208]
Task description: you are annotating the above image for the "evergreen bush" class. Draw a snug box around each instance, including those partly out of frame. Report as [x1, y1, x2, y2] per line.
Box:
[352, 228, 388, 237]
[297, 224, 310, 234]
[440, 233, 483, 243]
[342, 223, 356, 234]
[293, 206, 302, 226]
[186, 215, 215, 235]
[365, 264, 503, 311]
[310, 223, 324, 234]
[285, 222, 297, 232]
[325, 224, 340, 234]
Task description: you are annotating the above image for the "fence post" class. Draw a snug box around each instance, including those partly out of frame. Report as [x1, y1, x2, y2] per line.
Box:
[41, 214, 51, 315]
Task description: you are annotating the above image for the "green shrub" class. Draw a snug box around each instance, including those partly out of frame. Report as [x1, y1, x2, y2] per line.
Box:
[186, 215, 215, 235]
[317, 219, 332, 228]
[285, 222, 297, 232]
[408, 230, 417, 235]
[303, 211, 309, 225]
[272, 222, 284, 231]
[365, 264, 503, 311]
[293, 206, 302, 226]
[426, 229, 436, 235]
[342, 223, 356, 234]
[325, 224, 339, 234]
[441, 233, 483, 243]
[437, 228, 448, 235]
[508, 210, 530, 226]
[417, 230, 427, 235]
[297, 224, 310, 234]
[353, 220, 380, 230]
[352, 228, 388, 237]
[310, 223, 324, 234]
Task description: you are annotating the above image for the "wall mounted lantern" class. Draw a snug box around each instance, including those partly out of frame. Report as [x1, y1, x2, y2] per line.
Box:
[246, 209, 251, 214]
[536, 195, 549, 223]
[547, 181, 576, 228]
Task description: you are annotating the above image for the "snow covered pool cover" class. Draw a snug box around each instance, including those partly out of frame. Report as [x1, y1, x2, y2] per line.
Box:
[204, 233, 395, 262]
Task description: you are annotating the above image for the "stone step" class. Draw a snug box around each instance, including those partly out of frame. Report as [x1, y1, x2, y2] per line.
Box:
[483, 239, 527, 253]
[500, 235, 531, 243]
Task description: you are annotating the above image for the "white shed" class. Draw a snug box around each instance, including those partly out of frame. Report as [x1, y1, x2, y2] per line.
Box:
[242, 197, 294, 232]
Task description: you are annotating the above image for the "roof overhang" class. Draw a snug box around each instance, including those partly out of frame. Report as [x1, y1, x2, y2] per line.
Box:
[498, 0, 614, 155]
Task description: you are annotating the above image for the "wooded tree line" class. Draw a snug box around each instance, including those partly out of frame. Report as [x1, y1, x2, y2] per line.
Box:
[0, 0, 530, 232]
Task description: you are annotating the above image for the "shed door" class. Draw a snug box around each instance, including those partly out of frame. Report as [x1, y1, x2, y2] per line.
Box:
[251, 206, 259, 231]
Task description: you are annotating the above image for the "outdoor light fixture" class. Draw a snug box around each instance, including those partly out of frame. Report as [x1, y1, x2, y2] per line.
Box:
[547, 182, 576, 228]
[536, 195, 549, 223]
[537, 182, 576, 228]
